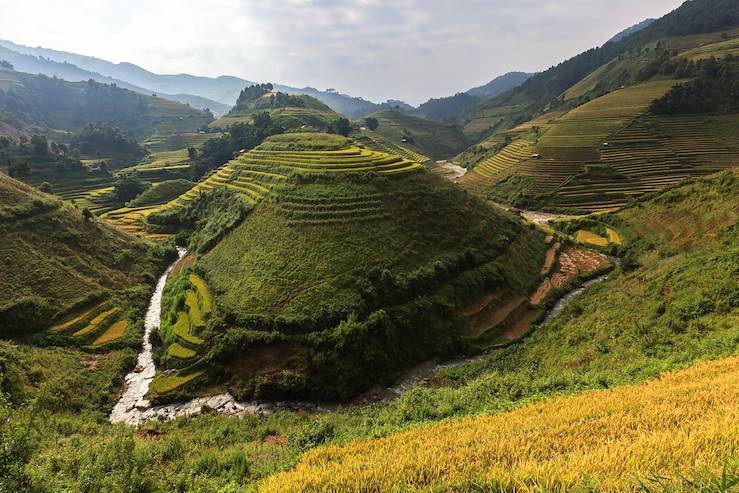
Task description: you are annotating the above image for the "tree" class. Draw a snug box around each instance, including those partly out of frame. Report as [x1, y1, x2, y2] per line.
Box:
[82, 208, 94, 222]
[38, 182, 54, 194]
[187, 147, 198, 161]
[329, 118, 352, 137]
[113, 174, 146, 202]
[0, 60, 13, 70]
[364, 117, 379, 131]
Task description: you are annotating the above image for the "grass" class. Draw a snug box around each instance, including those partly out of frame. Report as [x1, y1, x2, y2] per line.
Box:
[128, 179, 195, 208]
[259, 356, 739, 493]
[92, 320, 129, 346]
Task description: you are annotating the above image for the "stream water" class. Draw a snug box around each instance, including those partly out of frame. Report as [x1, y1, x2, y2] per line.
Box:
[111, 251, 613, 425]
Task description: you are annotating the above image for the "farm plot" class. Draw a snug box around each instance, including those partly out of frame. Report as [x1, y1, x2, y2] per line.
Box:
[49, 299, 129, 346]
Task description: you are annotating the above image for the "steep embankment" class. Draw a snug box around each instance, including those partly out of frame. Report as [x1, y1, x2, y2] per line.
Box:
[143, 132, 548, 402]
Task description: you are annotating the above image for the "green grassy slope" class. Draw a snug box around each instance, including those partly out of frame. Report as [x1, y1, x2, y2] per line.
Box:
[143, 133, 547, 401]
[0, 67, 212, 138]
[0, 172, 170, 337]
[363, 109, 469, 160]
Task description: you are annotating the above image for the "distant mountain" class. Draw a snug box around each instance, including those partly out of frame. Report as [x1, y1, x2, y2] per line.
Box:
[608, 18, 656, 43]
[0, 66, 211, 138]
[467, 72, 533, 99]
[415, 72, 533, 122]
[0, 39, 398, 119]
[0, 43, 231, 116]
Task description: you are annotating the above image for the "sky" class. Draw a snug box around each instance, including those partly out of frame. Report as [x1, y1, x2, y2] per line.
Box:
[0, 0, 686, 105]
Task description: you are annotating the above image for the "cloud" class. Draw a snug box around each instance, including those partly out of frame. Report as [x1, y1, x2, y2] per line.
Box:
[0, 0, 685, 104]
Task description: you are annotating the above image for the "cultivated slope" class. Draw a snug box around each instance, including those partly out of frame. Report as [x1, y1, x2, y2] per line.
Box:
[144, 132, 548, 401]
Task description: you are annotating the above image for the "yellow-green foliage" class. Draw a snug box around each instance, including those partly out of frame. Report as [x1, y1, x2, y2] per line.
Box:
[188, 274, 212, 315]
[172, 311, 204, 346]
[575, 229, 610, 247]
[185, 290, 204, 328]
[258, 356, 739, 493]
[605, 227, 622, 245]
[150, 371, 203, 395]
[50, 300, 109, 333]
[92, 320, 128, 346]
[166, 342, 197, 360]
[72, 308, 118, 337]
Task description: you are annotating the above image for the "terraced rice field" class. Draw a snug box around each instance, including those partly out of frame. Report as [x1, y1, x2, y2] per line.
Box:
[460, 80, 737, 212]
[50, 300, 111, 333]
[92, 320, 129, 346]
[277, 192, 389, 226]
[103, 206, 170, 240]
[73, 308, 118, 336]
[355, 132, 432, 164]
[169, 146, 421, 211]
[258, 356, 739, 492]
[163, 273, 212, 368]
[149, 371, 204, 396]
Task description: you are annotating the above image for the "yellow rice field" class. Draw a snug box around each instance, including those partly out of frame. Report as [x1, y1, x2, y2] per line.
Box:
[91, 320, 128, 346]
[259, 356, 739, 493]
[72, 308, 118, 337]
[50, 301, 109, 332]
[606, 227, 622, 245]
[575, 229, 610, 247]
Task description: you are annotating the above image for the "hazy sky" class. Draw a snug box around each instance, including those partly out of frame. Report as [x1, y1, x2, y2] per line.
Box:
[0, 0, 685, 105]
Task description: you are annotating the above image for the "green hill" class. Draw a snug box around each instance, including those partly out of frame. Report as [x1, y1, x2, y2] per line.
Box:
[0, 67, 212, 139]
[360, 110, 469, 160]
[142, 132, 547, 401]
[0, 172, 169, 340]
[211, 85, 342, 131]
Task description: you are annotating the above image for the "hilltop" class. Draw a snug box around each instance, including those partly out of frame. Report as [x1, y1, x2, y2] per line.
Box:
[0, 172, 170, 339]
[210, 85, 343, 131]
[137, 132, 549, 401]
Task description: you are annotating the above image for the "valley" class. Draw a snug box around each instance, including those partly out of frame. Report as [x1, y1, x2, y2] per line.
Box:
[0, 0, 737, 491]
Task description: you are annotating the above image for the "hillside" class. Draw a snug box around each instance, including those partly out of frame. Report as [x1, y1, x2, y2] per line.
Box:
[360, 109, 469, 160]
[460, 0, 739, 140]
[457, 0, 739, 212]
[0, 173, 169, 339]
[415, 72, 532, 123]
[257, 169, 739, 491]
[134, 132, 549, 402]
[0, 66, 212, 138]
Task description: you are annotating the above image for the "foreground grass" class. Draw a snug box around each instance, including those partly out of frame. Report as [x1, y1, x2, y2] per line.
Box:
[259, 356, 739, 492]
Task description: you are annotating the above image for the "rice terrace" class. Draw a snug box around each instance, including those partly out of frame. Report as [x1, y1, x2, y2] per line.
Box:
[0, 0, 737, 491]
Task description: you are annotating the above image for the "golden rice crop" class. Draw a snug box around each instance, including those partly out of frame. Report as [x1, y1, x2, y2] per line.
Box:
[188, 273, 212, 315]
[258, 356, 739, 493]
[606, 227, 622, 245]
[50, 300, 108, 332]
[150, 371, 203, 395]
[72, 308, 118, 337]
[91, 320, 128, 346]
[575, 229, 610, 247]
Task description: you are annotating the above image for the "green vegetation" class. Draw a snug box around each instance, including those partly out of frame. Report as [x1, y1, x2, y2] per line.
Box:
[0, 173, 171, 337]
[128, 179, 195, 207]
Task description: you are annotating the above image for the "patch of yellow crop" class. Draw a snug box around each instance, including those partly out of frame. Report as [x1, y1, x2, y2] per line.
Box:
[605, 227, 622, 245]
[150, 371, 203, 395]
[575, 229, 609, 247]
[72, 308, 118, 337]
[259, 356, 739, 493]
[50, 300, 108, 332]
[92, 320, 128, 346]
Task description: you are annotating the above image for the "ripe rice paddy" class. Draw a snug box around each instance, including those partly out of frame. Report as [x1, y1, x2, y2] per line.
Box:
[92, 320, 129, 346]
[258, 355, 739, 493]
